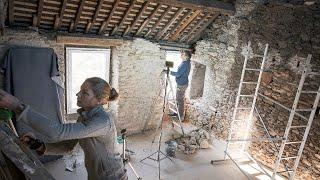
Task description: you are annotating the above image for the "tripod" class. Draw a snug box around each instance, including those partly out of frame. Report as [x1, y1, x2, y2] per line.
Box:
[121, 129, 142, 180]
[140, 66, 174, 180]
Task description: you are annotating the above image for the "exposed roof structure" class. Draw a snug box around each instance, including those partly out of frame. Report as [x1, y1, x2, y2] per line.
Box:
[7, 0, 235, 44]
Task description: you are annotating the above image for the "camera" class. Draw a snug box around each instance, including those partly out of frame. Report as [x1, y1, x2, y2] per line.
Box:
[165, 61, 174, 68]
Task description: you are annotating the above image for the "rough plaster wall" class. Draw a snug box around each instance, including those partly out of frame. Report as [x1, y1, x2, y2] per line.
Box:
[112, 38, 165, 134]
[186, 14, 240, 139]
[186, 0, 320, 179]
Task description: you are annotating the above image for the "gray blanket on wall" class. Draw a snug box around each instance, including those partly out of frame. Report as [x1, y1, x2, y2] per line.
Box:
[1, 47, 64, 142]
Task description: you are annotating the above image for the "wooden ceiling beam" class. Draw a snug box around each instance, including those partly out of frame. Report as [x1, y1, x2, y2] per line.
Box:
[73, 0, 86, 32]
[145, 6, 171, 38]
[53, 15, 60, 30]
[57, 35, 125, 47]
[87, 0, 105, 33]
[188, 13, 220, 43]
[163, 9, 192, 40]
[56, 0, 68, 31]
[8, 0, 14, 25]
[135, 4, 161, 36]
[98, 0, 120, 35]
[123, 1, 150, 36]
[36, 0, 44, 26]
[155, 0, 234, 15]
[179, 13, 210, 42]
[85, 20, 92, 33]
[111, 0, 137, 36]
[156, 7, 184, 40]
[170, 9, 201, 41]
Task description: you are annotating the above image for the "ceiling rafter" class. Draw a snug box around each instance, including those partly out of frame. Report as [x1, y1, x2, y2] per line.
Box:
[56, 0, 68, 31]
[8, 0, 14, 25]
[188, 13, 220, 43]
[73, 0, 86, 32]
[98, 0, 121, 35]
[36, 0, 44, 27]
[156, 7, 184, 40]
[179, 12, 211, 42]
[145, 6, 172, 38]
[136, 4, 162, 36]
[155, 0, 234, 15]
[123, 1, 150, 36]
[87, 0, 105, 33]
[111, 0, 138, 36]
[163, 9, 192, 40]
[170, 9, 201, 41]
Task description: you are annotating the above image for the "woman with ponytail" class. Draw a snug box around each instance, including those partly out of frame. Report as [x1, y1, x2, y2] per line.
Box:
[0, 77, 127, 180]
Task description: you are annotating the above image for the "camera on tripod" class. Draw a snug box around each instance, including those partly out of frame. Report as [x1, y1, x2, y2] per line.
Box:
[165, 61, 174, 68]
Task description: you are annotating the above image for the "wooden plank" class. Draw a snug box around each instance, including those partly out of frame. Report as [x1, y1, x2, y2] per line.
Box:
[87, 0, 105, 33]
[36, 0, 44, 26]
[156, 7, 184, 40]
[56, 0, 68, 30]
[179, 13, 209, 42]
[69, 20, 74, 32]
[163, 9, 192, 40]
[123, 0, 150, 36]
[85, 20, 92, 33]
[111, 0, 137, 36]
[170, 9, 201, 41]
[32, 14, 38, 27]
[98, 0, 120, 35]
[188, 13, 219, 43]
[145, 6, 172, 37]
[54, 15, 60, 31]
[0, 123, 54, 180]
[135, 4, 161, 36]
[0, 0, 7, 35]
[156, 0, 234, 15]
[57, 35, 126, 47]
[8, 0, 14, 25]
[73, 0, 86, 32]
[0, 152, 13, 180]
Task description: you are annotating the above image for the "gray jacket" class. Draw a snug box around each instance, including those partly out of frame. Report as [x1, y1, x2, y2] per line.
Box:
[18, 105, 127, 180]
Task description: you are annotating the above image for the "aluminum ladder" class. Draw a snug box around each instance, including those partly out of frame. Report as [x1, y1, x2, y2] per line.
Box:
[272, 54, 320, 180]
[225, 41, 269, 159]
[167, 75, 185, 135]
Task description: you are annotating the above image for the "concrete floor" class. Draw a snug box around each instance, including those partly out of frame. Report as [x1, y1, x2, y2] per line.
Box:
[44, 122, 268, 180]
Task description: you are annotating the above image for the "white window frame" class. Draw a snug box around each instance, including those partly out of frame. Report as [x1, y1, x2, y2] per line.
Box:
[66, 47, 110, 114]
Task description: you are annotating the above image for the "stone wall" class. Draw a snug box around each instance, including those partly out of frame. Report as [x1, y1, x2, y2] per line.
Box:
[187, 0, 320, 179]
[0, 29, 165, 134]
[112, 39, 165, 134]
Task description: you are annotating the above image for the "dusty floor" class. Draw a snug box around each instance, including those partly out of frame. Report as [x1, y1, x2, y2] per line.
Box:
[44, 121, 277, 180]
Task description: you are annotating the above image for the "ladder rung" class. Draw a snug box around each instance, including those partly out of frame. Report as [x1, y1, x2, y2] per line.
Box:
[236, 107, 251, 110]
[233, 119, 243, 122]
[253, 54, 264, 58]
[168, 101, 175, 105]
[169, 108, 177, 113]
[295, 108, 314, 111]
[277, 169, 293, 173]
[245, 68, 262, 71]
[291, 125, 307, 128]
[285, 141, 302, 145]
[239, 94, 255, 97]
[243, 82, 258, 85]
[281, 156, 297, 160]
[301, 90, 318, 94]
[308, 71, 320, 76]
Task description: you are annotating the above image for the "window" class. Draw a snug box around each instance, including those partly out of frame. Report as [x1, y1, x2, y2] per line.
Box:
[165, 50, 182, 92]
[66, 47, 110, 114]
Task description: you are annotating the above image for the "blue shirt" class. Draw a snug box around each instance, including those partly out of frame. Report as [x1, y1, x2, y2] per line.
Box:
[171, 59, 191, 86]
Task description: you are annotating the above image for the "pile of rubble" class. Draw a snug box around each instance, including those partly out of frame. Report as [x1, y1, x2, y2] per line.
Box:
[174, 128, 212, 154]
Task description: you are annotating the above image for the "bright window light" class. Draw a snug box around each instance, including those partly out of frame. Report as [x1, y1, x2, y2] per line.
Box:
[66, 47, 110, 114]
